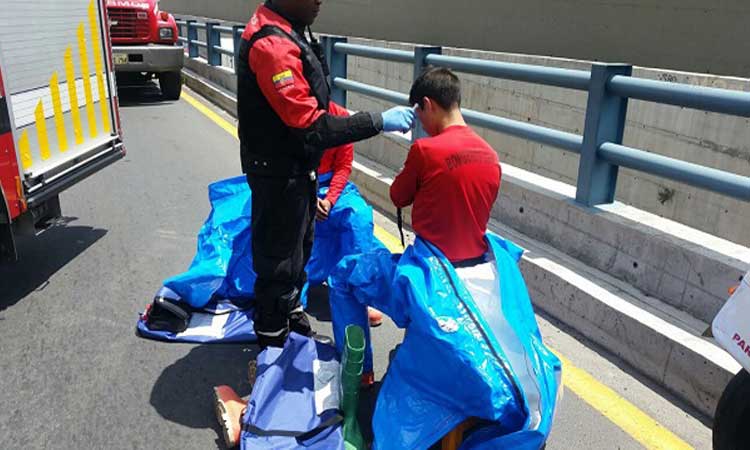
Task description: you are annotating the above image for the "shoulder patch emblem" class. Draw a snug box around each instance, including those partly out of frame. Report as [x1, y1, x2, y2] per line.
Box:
[272, 69, 294, 90]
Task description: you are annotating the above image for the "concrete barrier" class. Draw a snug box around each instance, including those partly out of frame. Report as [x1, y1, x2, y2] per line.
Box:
[161, 0, 750, 78]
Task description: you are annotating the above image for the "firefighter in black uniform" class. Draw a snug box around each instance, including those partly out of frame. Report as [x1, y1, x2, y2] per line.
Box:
[237, 0, 415, 348]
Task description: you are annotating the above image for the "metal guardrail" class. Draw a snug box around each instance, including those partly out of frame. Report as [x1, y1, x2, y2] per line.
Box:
[175, 18, 750, 206]
[177, 19, 243, 66]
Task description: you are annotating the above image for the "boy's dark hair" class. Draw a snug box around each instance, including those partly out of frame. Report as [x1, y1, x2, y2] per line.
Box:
[409, 67, 461, 110]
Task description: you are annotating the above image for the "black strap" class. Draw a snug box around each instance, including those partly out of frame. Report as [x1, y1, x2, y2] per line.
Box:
[307, 26, 330, 77]
[396, 208, 405, 248]
[452, 254, 488, 269]
[241, 413, 343, 438]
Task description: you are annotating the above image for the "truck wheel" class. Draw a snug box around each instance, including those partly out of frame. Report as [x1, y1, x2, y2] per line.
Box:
[159, 71, 182, 100]
[713, 369, 750, 450]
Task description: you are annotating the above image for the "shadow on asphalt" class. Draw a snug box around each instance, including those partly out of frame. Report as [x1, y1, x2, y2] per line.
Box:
[148, 285, 389, 448]
[0, 219, 107, 312]
[117, 82, 177, 107]
[149, 344, 258, 449]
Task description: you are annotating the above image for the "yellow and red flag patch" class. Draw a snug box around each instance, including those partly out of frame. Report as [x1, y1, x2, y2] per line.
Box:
[272, 70, 294, 90]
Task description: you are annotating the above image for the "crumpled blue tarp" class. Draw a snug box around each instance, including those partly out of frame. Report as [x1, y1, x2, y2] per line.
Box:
[241, 332, 344, 450]
[135, 286, 256, 344]
[137, 173, 381, 344]
[329, 233, 562, 449]
[161, 175, 255, 307]
[162, 173, 380, 309]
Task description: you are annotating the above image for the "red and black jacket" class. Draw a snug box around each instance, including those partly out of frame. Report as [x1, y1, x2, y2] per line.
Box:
[237, 2, 382, 177]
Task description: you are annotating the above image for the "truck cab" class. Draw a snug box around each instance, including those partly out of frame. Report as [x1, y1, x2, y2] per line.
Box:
[106, 0, 183, 99]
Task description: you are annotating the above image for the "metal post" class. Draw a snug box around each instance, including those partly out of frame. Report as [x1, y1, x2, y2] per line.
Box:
[186, 20, 198, 58]
[575, 63, 632, 206]
[322, 36, 348, 107]
[232, 25, 244, 69]
[206, 22, 221, 66]
[412, 46, 441, 141]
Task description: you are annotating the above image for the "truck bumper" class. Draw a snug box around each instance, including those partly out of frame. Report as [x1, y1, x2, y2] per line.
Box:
[112, 45, 184, 73]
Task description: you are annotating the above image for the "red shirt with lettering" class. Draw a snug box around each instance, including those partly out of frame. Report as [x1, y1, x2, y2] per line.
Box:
[390, 125, 501, 263]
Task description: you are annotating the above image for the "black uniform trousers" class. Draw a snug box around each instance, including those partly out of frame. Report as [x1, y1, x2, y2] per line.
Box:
[246, 172, 317, 348]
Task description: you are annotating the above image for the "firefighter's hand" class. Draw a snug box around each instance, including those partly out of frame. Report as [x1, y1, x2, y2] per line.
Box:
[381, 106, 416, 133]
[316, 198, 332, 221]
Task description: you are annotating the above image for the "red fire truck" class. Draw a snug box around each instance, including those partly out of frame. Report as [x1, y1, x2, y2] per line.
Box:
[0, 0, 125, 262]
[106, 0, 183, 99]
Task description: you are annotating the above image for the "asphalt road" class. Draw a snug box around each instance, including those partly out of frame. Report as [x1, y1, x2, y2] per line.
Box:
[0, 84, 712, 450]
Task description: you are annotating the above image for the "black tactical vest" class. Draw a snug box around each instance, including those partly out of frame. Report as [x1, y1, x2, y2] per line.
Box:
[237, 25, 330, 177]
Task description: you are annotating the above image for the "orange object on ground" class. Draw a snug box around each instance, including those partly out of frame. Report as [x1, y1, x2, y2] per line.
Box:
[361, 371, 375, 388]
[213, 385, 247, 448]
[368, 307, 384, 327]
[441, 418, 478, 450]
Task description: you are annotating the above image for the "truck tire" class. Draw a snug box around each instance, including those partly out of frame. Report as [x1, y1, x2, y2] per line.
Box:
[159, 71, 182, 100]
[713, 369, 750, 450]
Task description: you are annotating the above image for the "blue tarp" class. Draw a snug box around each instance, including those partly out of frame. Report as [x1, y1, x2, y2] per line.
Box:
[137, 174, 381, 343]
[241, 333, 345, 450]
[164, 173, 379, 308]
[135, 286, 256, 344]
[329, 233, 562, 450]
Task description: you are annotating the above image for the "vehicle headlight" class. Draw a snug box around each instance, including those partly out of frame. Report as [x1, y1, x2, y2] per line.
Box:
[159, 27, 174, 40]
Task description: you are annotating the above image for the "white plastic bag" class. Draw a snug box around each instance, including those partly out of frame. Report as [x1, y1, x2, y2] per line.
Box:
[712, 270, 750, 372]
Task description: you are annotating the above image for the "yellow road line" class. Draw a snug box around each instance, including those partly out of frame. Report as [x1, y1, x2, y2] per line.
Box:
[183, 91, 694, 450]
[374, 224, 404, 253]
[50, 72, 69, 152]
[18, 130, 32, 170]
[64, 47, 84, 145]
[34, 101, 51, 161]
[77, 23, 97, 138]
[553, 351, 692, 450]
[182, 92, 238, 139]
[89, 0, 111, 134]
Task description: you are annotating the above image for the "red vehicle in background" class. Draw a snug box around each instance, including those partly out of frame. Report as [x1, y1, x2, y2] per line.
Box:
[106, 0, 183, 99]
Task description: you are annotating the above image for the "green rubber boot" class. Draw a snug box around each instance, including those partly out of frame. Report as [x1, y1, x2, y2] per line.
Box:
[341, 325, 366, 450]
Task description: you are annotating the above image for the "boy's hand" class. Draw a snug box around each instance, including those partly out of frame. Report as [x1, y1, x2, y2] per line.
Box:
[316, 198, 332, 221]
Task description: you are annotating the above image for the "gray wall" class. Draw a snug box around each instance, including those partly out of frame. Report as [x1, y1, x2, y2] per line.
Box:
[340, 37, 750, 246]
[162, 0, 750, 78]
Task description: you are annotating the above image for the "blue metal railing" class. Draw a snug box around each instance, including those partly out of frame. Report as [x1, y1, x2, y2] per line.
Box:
[175, 18, 750, 206]
[177, 20, 244, 66]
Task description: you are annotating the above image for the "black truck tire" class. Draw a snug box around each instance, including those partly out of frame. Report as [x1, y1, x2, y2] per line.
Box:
[713, 369, 750, 450]
[159, 71, 182, 100]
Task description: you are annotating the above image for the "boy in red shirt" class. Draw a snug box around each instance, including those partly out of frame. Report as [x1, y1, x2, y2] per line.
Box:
[391, 67, 501, 264]
[315, 101, 353, 221]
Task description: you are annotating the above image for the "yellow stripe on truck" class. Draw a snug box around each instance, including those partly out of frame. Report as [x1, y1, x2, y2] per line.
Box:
[49, 72, 69, 152]
[88, 0, 111, 134]
[64, 47, 84, 145]
[18, 130, 33, 170]
[77, 23, 97, 138]
[34, 100, 51, 161]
